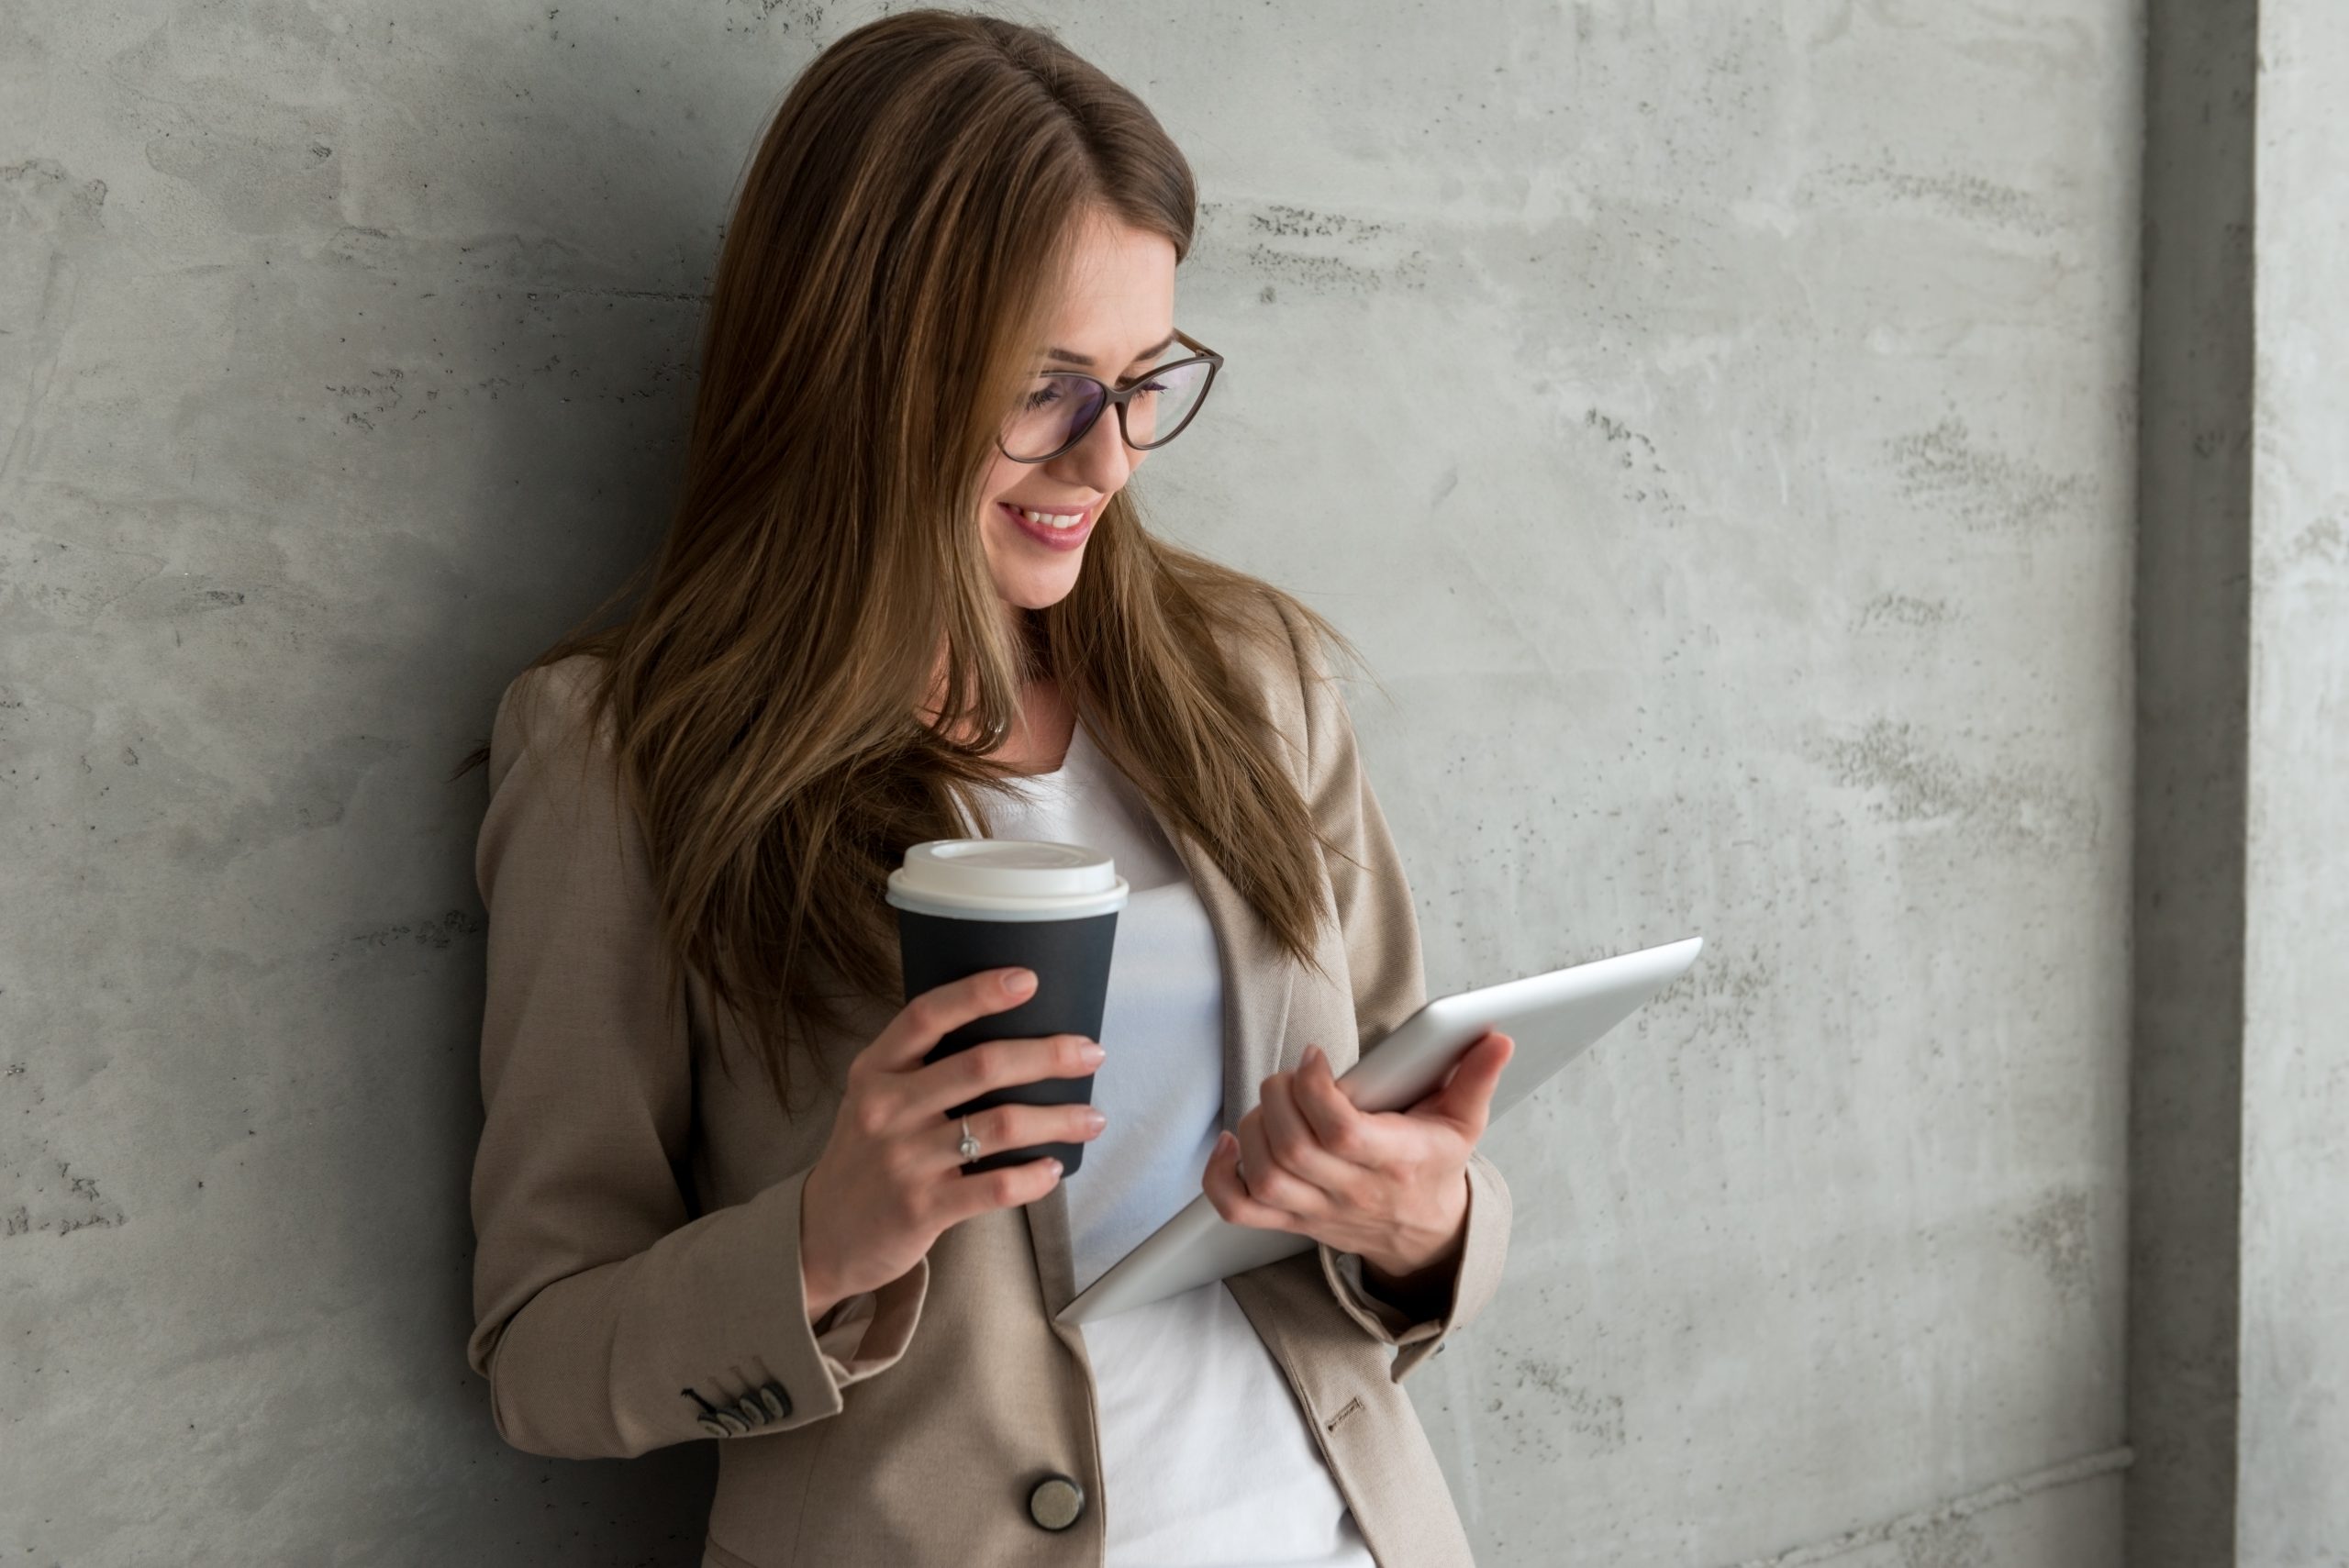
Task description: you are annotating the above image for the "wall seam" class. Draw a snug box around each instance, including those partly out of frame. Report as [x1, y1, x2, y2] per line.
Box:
[1713, 1447, 2136, 1568]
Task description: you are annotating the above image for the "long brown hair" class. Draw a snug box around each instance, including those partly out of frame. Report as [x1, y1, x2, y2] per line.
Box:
[453, 8, 1373, 1114]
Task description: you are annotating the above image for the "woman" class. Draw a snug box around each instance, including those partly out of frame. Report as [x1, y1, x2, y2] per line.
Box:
[462, 11, 1517, 1566]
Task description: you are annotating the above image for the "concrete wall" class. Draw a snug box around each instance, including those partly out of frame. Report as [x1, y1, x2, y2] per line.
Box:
[0, 3, 2143, 1563]
[2241, 0, 2349, 1558]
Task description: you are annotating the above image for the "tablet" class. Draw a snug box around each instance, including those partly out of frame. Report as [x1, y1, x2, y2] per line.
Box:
[1054, 934, 1703, 1326]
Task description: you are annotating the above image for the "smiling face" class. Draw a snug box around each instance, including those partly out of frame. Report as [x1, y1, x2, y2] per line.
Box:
[979, 208, 1180, 619]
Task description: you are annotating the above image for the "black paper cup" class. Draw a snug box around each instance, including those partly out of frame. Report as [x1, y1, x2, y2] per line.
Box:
[886, 840, 1128, 1177]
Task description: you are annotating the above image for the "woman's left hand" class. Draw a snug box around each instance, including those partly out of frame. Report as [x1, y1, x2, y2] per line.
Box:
[1201, 1030, 1515, 1284]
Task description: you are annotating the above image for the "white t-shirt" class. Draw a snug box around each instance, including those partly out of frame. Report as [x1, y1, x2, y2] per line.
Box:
[959, 719, 1377, 1568]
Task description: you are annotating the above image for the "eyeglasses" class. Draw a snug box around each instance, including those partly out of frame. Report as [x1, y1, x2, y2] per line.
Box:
[996, 327, 1223, 463]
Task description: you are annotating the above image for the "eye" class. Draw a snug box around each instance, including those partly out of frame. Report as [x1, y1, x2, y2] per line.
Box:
[1022, 384, 1063, 410]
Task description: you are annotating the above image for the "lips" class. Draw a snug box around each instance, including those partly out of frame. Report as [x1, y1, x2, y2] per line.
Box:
[997, 499, 1095, 551]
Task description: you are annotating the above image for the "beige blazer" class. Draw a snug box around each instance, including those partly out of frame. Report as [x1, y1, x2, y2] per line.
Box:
[467, 593, 1512, 1568]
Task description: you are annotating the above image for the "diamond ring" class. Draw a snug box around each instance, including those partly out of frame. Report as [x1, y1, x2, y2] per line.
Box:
[958, 1116, 982, 1162]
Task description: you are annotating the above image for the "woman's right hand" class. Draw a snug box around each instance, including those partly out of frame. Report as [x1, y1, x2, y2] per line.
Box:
[797, 965, 1108, 1325]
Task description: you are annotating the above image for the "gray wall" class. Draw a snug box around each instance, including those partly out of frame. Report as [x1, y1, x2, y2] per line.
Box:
[1, 2, 2154, 1562]
[2242, 0, 2349, 1559]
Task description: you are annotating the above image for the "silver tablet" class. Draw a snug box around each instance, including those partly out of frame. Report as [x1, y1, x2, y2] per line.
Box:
[1055, 934, 1703, 1325]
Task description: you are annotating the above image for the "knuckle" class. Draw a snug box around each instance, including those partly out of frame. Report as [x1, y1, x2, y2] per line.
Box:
[880, 1183, 922, 1231]
[878, 1136, 923, 1183]
[850, 1095, 893, 1140]
[961, 1041, 1005, 1087]
[902, 995, 940, 1036]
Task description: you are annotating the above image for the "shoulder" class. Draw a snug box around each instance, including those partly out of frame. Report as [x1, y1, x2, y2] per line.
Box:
[1213, 579, 1338, 702]
[486, 651, 618, 797]
[1206, 580, 1361, 788]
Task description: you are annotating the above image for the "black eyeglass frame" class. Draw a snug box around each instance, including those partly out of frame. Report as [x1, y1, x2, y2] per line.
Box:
[995, 327, 1224, 463]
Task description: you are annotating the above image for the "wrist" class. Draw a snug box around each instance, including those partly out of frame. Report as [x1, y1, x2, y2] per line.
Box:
[797, 1181, 843, 1326]
[1359, 1169, 1470, 1284]
[802, 1258, 845, 1330]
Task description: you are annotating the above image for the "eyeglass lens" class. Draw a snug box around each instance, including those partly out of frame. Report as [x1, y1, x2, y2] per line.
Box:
[1000, 360, 1212, 461]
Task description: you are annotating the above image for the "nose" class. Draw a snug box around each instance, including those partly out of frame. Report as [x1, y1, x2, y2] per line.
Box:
[1051, 395, 1141, 495]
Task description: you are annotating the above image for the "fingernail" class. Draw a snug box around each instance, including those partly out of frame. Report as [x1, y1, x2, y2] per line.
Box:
[1080, 1041, 1106, 1065]
[1006, 969, 1036, 993]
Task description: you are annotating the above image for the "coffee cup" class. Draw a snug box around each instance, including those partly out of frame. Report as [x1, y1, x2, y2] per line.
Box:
[886, 839, 1128, 1176]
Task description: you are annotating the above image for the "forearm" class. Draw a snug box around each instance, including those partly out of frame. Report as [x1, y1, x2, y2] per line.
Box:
[1357, 1169, 1469, 1319]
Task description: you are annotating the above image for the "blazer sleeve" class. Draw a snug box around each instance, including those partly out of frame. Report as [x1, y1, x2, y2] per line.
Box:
[1276, 600, 1514, 1385]
[466, 659, 929, 1459]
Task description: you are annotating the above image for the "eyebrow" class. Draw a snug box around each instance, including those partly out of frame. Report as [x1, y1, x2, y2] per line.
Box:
[1043, 329, 1179, 371]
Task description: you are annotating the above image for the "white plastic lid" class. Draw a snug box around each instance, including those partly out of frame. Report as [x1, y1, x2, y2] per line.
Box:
[885, 839, 1130, 921]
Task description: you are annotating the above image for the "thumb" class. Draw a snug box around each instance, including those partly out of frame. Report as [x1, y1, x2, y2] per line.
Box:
[1410, 1030, 1514, 1130]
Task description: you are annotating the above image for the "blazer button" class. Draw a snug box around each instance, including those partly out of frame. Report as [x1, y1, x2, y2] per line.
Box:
[735, 1395, 767, 1428]
[712, 1409, 749, 1437]
[697, 1415, 729, 1439]
[759, 1382, 792, 1420]
[1027, 1473, 1085, 1531]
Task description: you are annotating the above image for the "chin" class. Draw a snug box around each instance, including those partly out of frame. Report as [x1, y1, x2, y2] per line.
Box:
[1006, 570, 1080, 611]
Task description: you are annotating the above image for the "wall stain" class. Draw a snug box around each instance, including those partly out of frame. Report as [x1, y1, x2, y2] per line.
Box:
[2257, 509, 2347, 591]
[136, 72, 343, 238]
[720, 0, 825, 32]
[1506, 1353, 1626, 1451]
[1813, 718, 2098, 853]
[1581, 408, 1687, 520]
[2, 161, 108, 487]
[4, 1064, 127, 1240]
[2005, 1189, 2092, 1304]
[1240, 243, 1427, 296]
[327, 366, 428, 429]
[1854, 593, 1956, 630]
[1823, 162, 2062, 239]
[1248, 205, 1394, 241]
[0, 524, 170, 626]
[1201, 199, 1431, 296]
[1898, 1515, 1991, 1568]
[1648, 948, 1769, 1035]
[0, 158, 109, 233]
[1884, 418, 2090, 534]
[337, 908, 487, 957]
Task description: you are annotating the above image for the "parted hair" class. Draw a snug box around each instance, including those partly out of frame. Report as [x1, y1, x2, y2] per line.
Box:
[454, 7, 1370, 1112]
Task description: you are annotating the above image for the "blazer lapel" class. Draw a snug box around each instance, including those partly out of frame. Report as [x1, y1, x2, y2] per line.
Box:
[1165, 816, 1296, 1138]
[1020, 757, 1296, 1319]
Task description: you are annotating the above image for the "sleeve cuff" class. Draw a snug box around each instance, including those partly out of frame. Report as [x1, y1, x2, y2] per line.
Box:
[808, 1275, 922, 1387]
[674, 1165, 930, 1444]
[1316, 1150, 1511, 1383]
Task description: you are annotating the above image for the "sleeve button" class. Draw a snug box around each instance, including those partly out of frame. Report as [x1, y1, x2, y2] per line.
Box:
[713, 1409, 748, 1436]
[759, 1382, 791, 1420]
[697, 1415, 729, 1439]
[1027, 1473, 1085, 1531]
